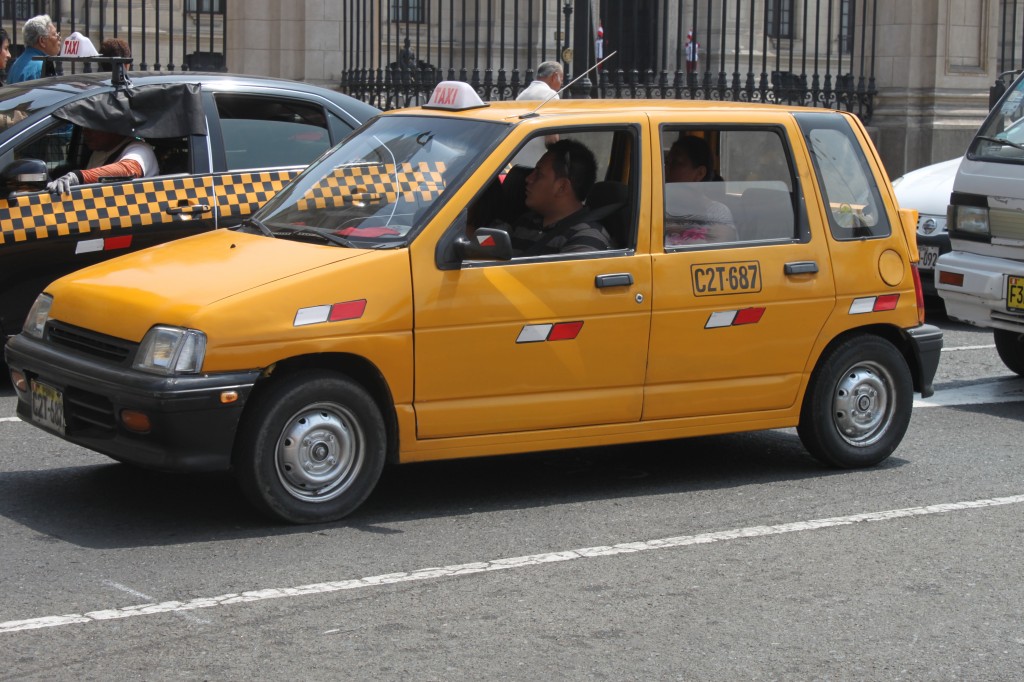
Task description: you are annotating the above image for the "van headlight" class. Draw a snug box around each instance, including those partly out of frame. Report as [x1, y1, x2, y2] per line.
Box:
[22, 294, 53, 338]
[134, 326, 206, 375]
[951, 205, 990, 237]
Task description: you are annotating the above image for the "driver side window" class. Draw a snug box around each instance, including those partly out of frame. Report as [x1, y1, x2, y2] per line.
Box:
[15, 122, 83, 176]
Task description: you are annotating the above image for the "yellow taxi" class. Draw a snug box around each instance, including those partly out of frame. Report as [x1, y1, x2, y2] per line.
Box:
[5, 82, 943, 523]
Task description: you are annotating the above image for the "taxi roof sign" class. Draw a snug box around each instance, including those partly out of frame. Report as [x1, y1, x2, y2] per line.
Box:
[424, 81, 489, 111]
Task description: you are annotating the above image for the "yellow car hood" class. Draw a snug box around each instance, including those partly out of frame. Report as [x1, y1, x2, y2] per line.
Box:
[47, 229, 371, 342]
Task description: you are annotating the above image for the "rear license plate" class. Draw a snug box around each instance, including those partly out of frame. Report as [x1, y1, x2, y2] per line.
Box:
[919, 245, 939, 270]
[30, 380, 65, 434]
[1009, 275, 1024, 312]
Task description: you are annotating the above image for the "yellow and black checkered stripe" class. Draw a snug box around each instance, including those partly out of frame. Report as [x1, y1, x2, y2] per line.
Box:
[295, 162, 446, 212]
[0, 170, 297, 246]
[213, 170, 298, 220]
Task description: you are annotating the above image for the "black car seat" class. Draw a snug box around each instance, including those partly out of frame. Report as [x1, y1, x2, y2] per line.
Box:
[585, 180, 630, 248]
[499, 164, 532, 223]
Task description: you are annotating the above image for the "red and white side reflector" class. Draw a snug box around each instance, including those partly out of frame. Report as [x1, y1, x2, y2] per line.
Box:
[849, 294, 899, 315]
[704, 307, 765, 329]
[294, 299, 367, 326]
[516, 321, 584, 343]
[75, 235, 133, 254]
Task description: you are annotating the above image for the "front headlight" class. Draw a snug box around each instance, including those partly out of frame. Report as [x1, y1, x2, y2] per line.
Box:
[133, 326, 207, 375]
[22, 294, 53, 338]
[951, 205, 990, 236]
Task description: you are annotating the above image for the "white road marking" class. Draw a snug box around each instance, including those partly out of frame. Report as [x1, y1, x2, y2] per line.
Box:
[103, 580, 209, 625]
[914, 378, 1024, 408]
[0, 417, 19, 423]
[942, 344, 996, 352]
[2, 493, 1023, 634]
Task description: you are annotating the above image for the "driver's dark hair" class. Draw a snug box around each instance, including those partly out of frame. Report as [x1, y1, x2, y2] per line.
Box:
[545, 138, 597, 202]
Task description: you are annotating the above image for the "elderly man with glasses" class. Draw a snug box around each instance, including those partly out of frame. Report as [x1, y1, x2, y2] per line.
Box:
[7, 15, 61, 84]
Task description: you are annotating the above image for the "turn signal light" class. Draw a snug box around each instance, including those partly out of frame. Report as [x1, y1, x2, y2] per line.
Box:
[938, 271, 964, 287]
[120, 410, 152, 433]
[220, 391, 239, 404]
[9, 370, 28, 393]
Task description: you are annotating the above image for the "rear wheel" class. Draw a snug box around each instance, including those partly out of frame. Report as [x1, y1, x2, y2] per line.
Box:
[235, 370, 386, 524]
[798, 336, 913, 468]
[993, 329, 1024, 376]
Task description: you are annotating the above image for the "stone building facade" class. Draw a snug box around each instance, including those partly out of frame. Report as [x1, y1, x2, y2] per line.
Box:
[224, 0, 1014, 177]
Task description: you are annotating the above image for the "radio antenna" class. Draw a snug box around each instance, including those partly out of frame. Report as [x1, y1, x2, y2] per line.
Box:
[520, 50, 618, 119]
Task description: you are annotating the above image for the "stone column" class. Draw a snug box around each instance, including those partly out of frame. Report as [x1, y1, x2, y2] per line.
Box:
[870, 0, 997, 178]
[226, 0, 347, 85]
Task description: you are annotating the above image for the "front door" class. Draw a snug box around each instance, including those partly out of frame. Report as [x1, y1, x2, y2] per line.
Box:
[411, 124, 653, 439]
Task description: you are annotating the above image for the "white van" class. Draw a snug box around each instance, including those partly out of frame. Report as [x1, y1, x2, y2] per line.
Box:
[936, 71, 1024, 375]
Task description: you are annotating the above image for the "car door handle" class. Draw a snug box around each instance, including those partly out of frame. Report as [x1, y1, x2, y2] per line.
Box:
[167, 204, 212, 215]
[784, 261, 818, 275]
[595, 273, 634, 288]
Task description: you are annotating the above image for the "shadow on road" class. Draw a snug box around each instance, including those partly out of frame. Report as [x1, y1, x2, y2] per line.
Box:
[0, 429, 908, 549]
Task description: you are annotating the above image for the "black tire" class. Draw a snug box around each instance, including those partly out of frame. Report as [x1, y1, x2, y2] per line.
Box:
[798, 335, 913, 468]
[993, 329, 1024, 376]
[234, 370, 386, 524]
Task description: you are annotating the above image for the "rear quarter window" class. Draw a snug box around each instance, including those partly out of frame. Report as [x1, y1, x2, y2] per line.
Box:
[798, 113, 891, 240]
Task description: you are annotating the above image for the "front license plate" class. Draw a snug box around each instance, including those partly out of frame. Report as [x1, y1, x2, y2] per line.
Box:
[30, 380, 65, 434]
[919, 245, 940, 270]
[1008, 275, 1024, 312]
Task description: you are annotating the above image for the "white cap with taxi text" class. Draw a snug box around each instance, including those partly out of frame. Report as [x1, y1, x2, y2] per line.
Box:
[60, 32, 99, 58]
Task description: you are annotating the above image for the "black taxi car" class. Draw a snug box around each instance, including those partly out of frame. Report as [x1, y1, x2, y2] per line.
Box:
[0, 67, 378, 343]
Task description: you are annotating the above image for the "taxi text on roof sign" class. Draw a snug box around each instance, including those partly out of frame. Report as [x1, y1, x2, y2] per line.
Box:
[424, 81, 488, 111]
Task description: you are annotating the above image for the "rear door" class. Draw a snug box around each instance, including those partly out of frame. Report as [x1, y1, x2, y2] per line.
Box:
[644, 118, 836, 420]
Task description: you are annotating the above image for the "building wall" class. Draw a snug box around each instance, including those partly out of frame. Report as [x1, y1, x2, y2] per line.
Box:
[227, 0, 1003, 177]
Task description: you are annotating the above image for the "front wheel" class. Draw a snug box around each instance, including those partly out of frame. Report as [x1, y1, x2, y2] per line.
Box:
[993, 329, 1024, 376]
[234, 371, 386, 524]
[798, 336, 913, 468]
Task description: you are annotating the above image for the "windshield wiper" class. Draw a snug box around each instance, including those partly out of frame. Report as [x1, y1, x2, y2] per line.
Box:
[273, 225, 357, 248]
[235, 216, 275, 238]
[977, 135, 1024, 151]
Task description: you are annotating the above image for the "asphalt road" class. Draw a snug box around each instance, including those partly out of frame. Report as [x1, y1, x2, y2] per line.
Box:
[1, 307, 1022, 681]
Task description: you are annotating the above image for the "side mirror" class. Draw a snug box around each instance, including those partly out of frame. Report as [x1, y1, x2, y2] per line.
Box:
[455, 227, 513, 261]
[1, 158, 49, 194]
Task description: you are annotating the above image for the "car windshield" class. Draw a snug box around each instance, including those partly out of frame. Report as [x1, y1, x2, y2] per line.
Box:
[970, 73, 1024, 162]
[253, 115, 506, 247]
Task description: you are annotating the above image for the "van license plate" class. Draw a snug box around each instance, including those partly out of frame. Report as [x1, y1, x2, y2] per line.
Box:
[30, 380, 65, 434]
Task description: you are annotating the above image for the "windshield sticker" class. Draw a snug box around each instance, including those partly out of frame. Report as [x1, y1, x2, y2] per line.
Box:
[295, 162, 447, 211]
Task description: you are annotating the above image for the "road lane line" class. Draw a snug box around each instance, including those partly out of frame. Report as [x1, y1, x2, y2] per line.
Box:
[3, 493, 1023, 634]
[103, 580, 209, 625]
[942, 344, 995, 352]
[0, 417, 19, 423]
[915, 379, 1024, 408]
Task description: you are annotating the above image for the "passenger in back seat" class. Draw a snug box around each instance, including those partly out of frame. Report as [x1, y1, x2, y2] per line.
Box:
[663, 136, 737, 245]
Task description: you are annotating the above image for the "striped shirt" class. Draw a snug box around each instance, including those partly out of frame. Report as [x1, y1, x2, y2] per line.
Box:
[504, 208, 613, 256]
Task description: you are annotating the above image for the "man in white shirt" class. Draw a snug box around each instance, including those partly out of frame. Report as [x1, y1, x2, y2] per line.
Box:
[517, 61, 564, 101]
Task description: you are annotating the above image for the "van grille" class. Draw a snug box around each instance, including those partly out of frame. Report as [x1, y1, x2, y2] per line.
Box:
[47, 322, 136, 365]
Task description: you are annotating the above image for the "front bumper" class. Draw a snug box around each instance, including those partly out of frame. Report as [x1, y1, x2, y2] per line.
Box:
[5, 332, 261, 472]
[935, 250, 1024, 334]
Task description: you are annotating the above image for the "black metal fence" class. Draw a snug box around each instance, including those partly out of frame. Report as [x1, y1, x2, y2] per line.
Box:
[0, 0, 224, 73]
[339, 0, 881, 121]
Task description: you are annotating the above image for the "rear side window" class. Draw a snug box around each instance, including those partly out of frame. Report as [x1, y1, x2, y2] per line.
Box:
[215, 94, 331, 171]
[660, 126, 800, 248]
[798, 113, 891, 239]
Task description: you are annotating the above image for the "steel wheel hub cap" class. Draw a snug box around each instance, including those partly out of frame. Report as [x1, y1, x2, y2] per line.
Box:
[833, 363, 893, 446]
[276, 403, 364, 502]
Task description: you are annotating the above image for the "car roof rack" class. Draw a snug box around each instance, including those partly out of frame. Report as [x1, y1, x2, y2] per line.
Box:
[35, 56, 134, 89]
